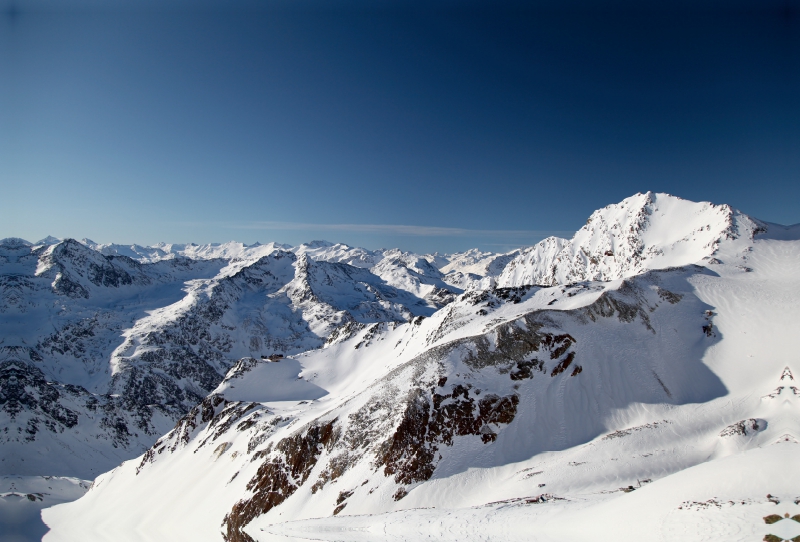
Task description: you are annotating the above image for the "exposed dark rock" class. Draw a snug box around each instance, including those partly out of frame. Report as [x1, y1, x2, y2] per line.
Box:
[720, 418, 766, 437]
[424, 287, 459, 308]
[379, 384, 520, 486]
[602, 420, 671, 440]
[550, 352, 575, 377]
[463, 322, 576, 374]
[333, 489, 353, 515]
[223, 420, 338, 538]
[657, 287, 683, 304]
[581, 282, 654, 332]
[0, 360, 85, 435]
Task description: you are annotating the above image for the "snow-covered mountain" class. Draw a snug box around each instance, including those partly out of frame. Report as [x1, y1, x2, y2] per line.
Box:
[439, 247, 521, 277]
[4, 192, 799, 542]
[427, 248, 522, 290]
[128, 264, 730, 541]
[77, 239, 289, 264]
[0, 239, 459, 479]
[498, 192, 767, 287]
[80, 237, 519, 291]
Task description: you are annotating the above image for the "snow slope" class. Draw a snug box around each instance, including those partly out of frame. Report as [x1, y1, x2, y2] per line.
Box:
[0, 476, 89, 542]
[41, 196, 800, 542]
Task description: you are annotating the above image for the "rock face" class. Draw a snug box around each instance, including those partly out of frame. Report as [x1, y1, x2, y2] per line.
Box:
[1, 238, 231, 476]
[1, 352, 83, 440]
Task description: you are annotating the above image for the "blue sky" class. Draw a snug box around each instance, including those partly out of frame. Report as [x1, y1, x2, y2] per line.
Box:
[2, 0, 798, 254]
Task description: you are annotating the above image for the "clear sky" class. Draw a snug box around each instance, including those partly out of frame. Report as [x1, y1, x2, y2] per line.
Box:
[2, 0, 798, 254]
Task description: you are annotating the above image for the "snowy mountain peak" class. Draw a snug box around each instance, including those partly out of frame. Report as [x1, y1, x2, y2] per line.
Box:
[34, 235, 61, 246]
[303, 240, 335, 248]
[378, 248, 442, 277]
[423, 251, 450, 269]
[0, 237, 32, 247]
[292, 242, 382, 269]
[498, 193, 767, 287]
[31, 238, 145, 299]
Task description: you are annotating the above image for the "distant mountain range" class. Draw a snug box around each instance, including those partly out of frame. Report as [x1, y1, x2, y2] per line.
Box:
[2, 226, 526, 477]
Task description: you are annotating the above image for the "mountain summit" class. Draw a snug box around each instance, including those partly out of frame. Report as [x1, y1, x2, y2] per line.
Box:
[498, 192, 767, 287]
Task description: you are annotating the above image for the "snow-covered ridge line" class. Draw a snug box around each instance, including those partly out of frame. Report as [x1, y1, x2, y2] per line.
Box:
[13, 192, 796, 292]
[7, 235, 521, 294]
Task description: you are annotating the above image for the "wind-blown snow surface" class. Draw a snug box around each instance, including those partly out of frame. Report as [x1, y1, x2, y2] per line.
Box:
[38, 193, 800, 542]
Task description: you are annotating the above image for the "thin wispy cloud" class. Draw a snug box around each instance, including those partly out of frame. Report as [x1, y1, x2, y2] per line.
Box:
[227, 221, 574, 239]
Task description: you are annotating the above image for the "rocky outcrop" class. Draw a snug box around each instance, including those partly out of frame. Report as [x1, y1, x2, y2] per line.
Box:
[719, 419, 766, 437]
[1, 360, 83, 438]
[0, 352, 147, 456]
[224, 420, 339, 540]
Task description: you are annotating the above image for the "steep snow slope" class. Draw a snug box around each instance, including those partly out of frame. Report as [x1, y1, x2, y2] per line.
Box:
[498, 192, 766, 287]
[42, 219, 800, 542]
[255, 444, 800, 542]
